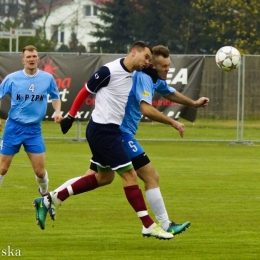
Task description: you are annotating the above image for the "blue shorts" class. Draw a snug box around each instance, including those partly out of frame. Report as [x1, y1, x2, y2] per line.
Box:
[121, 132, 144, 159]
[86, 119, 132, 170]
[0, 118, 45, 155]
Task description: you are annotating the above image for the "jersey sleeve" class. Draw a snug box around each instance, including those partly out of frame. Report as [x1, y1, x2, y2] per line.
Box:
[155, 80, 176, 96]
[0, 76, 11, 99]
[86, 66, 111, 93]
[132, 71, 154, 105]
[48, 76, 60, 100]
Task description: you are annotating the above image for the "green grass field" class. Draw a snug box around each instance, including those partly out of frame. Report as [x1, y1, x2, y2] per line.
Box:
[0, 122, 260, 259]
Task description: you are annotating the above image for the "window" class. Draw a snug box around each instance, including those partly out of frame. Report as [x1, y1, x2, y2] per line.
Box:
[51, 25, 58, 42]
[60, 25, 64, 43]
[85, 5, 91, 16]
[93, 6, 98, 16]
[85, 5, 98, 16]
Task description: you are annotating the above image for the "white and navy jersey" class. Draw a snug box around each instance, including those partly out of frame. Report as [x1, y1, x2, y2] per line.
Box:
[120, 71, 176, 135]
[0, 69, 59, 124]
[85, 58, 133, 125]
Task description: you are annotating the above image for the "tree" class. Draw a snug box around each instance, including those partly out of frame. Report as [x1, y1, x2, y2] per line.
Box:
[90, 0, 136, 53]
[191, 0, 260, 54]
[90, 0, 194, 54]
[90, 0, 260, 54]
[68, 31, 86, 53]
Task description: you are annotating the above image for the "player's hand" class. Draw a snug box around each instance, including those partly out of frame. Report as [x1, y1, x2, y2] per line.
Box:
[60, 115, 75, 134]
[195, 97, 210, 108]
[172, 121, 185, 138]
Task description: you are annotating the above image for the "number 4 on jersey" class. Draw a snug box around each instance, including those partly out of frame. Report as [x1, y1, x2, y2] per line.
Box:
[29, 84, 35, 92]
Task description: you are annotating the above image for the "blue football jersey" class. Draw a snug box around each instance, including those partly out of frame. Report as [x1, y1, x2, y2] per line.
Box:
[120, 71, 176, 135]
[0, 69, 59, 124]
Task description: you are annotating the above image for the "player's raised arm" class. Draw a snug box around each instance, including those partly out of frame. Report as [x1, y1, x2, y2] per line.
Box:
[60, 66, 111, 134]
[164, 91, 209, 108]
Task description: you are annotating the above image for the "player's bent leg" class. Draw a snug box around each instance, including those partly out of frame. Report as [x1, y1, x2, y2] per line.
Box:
[119, 168, 173, 240]
[136, 162, 159, 190]
[136, 162, 191, 235]
[95, 166, 115, 186]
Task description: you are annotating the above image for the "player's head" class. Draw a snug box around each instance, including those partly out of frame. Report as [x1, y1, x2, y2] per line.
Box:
[125, 41, 152, 72]
[22, 45, 40, 74]
[151, 45, 170, 80]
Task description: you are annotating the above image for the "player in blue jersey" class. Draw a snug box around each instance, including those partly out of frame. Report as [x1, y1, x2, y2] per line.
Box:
[118, 45, 209, 234]
[0, 45, 62, 204]
[34, 41, 173, 239]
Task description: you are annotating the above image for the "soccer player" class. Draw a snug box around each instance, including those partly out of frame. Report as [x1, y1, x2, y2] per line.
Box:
[118, 45, 209, 233]
[0, 45, 62, 199]
[34, 41, 173, 240]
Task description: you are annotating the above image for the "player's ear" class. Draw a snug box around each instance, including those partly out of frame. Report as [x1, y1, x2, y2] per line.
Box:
[131, 48, 137, 57]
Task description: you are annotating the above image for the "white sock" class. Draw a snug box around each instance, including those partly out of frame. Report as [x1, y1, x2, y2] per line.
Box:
[53, 177, 81, 193]
[0, 174, 5, 186]
[146, 187, 171, 231]
[36, 170, 49, 194]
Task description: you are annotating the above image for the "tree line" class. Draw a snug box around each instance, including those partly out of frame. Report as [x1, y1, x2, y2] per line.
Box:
[0, 0, 259, 54]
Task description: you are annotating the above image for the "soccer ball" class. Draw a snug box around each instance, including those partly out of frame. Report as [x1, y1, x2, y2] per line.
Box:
[215, 46, 241, 72]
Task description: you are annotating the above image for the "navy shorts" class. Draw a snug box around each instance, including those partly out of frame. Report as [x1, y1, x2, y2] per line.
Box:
[0, 118, 45, 155]
[86, 119, 132, 170]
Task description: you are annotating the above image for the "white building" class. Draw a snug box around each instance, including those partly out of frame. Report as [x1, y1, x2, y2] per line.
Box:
[33, 0, 104, 52]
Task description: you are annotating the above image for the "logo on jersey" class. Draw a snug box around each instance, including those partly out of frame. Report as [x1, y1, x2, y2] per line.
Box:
[142, 91, 150, 97]
[16, 94, 44, 101]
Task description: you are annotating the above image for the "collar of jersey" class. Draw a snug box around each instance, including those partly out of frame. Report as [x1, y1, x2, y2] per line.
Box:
[23, 69, 39, 77]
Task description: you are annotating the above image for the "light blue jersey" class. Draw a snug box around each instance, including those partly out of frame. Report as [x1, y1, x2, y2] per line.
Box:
[0, 69, 59, 124]
[120, 71, 176, 136]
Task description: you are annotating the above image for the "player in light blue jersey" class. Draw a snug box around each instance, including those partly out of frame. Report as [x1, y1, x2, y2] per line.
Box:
[0, 45, 62, 208]
[118, 45, 209, 234]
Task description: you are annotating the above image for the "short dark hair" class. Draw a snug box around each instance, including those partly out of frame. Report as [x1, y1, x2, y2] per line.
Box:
[22, 45, 38, 55]
[152, 45, 170, 58]
[128, 41, 152, 54]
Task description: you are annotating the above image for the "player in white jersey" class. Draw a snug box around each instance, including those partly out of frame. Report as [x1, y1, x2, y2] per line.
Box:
[0, 45, 62, 207]
[34, 41, 173, 240]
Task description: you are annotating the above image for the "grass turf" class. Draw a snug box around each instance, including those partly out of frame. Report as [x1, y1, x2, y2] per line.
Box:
[0, 123, 260, 259]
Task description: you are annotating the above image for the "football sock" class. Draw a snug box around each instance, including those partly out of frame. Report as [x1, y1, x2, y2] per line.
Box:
[36, 170, 49, 194]
[124, 185, 154, 228]
[146, 187, 170, 231]
[0, 174, 5, 186]
[53, 177, 81, 192]
[57, 174, 98, 201]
